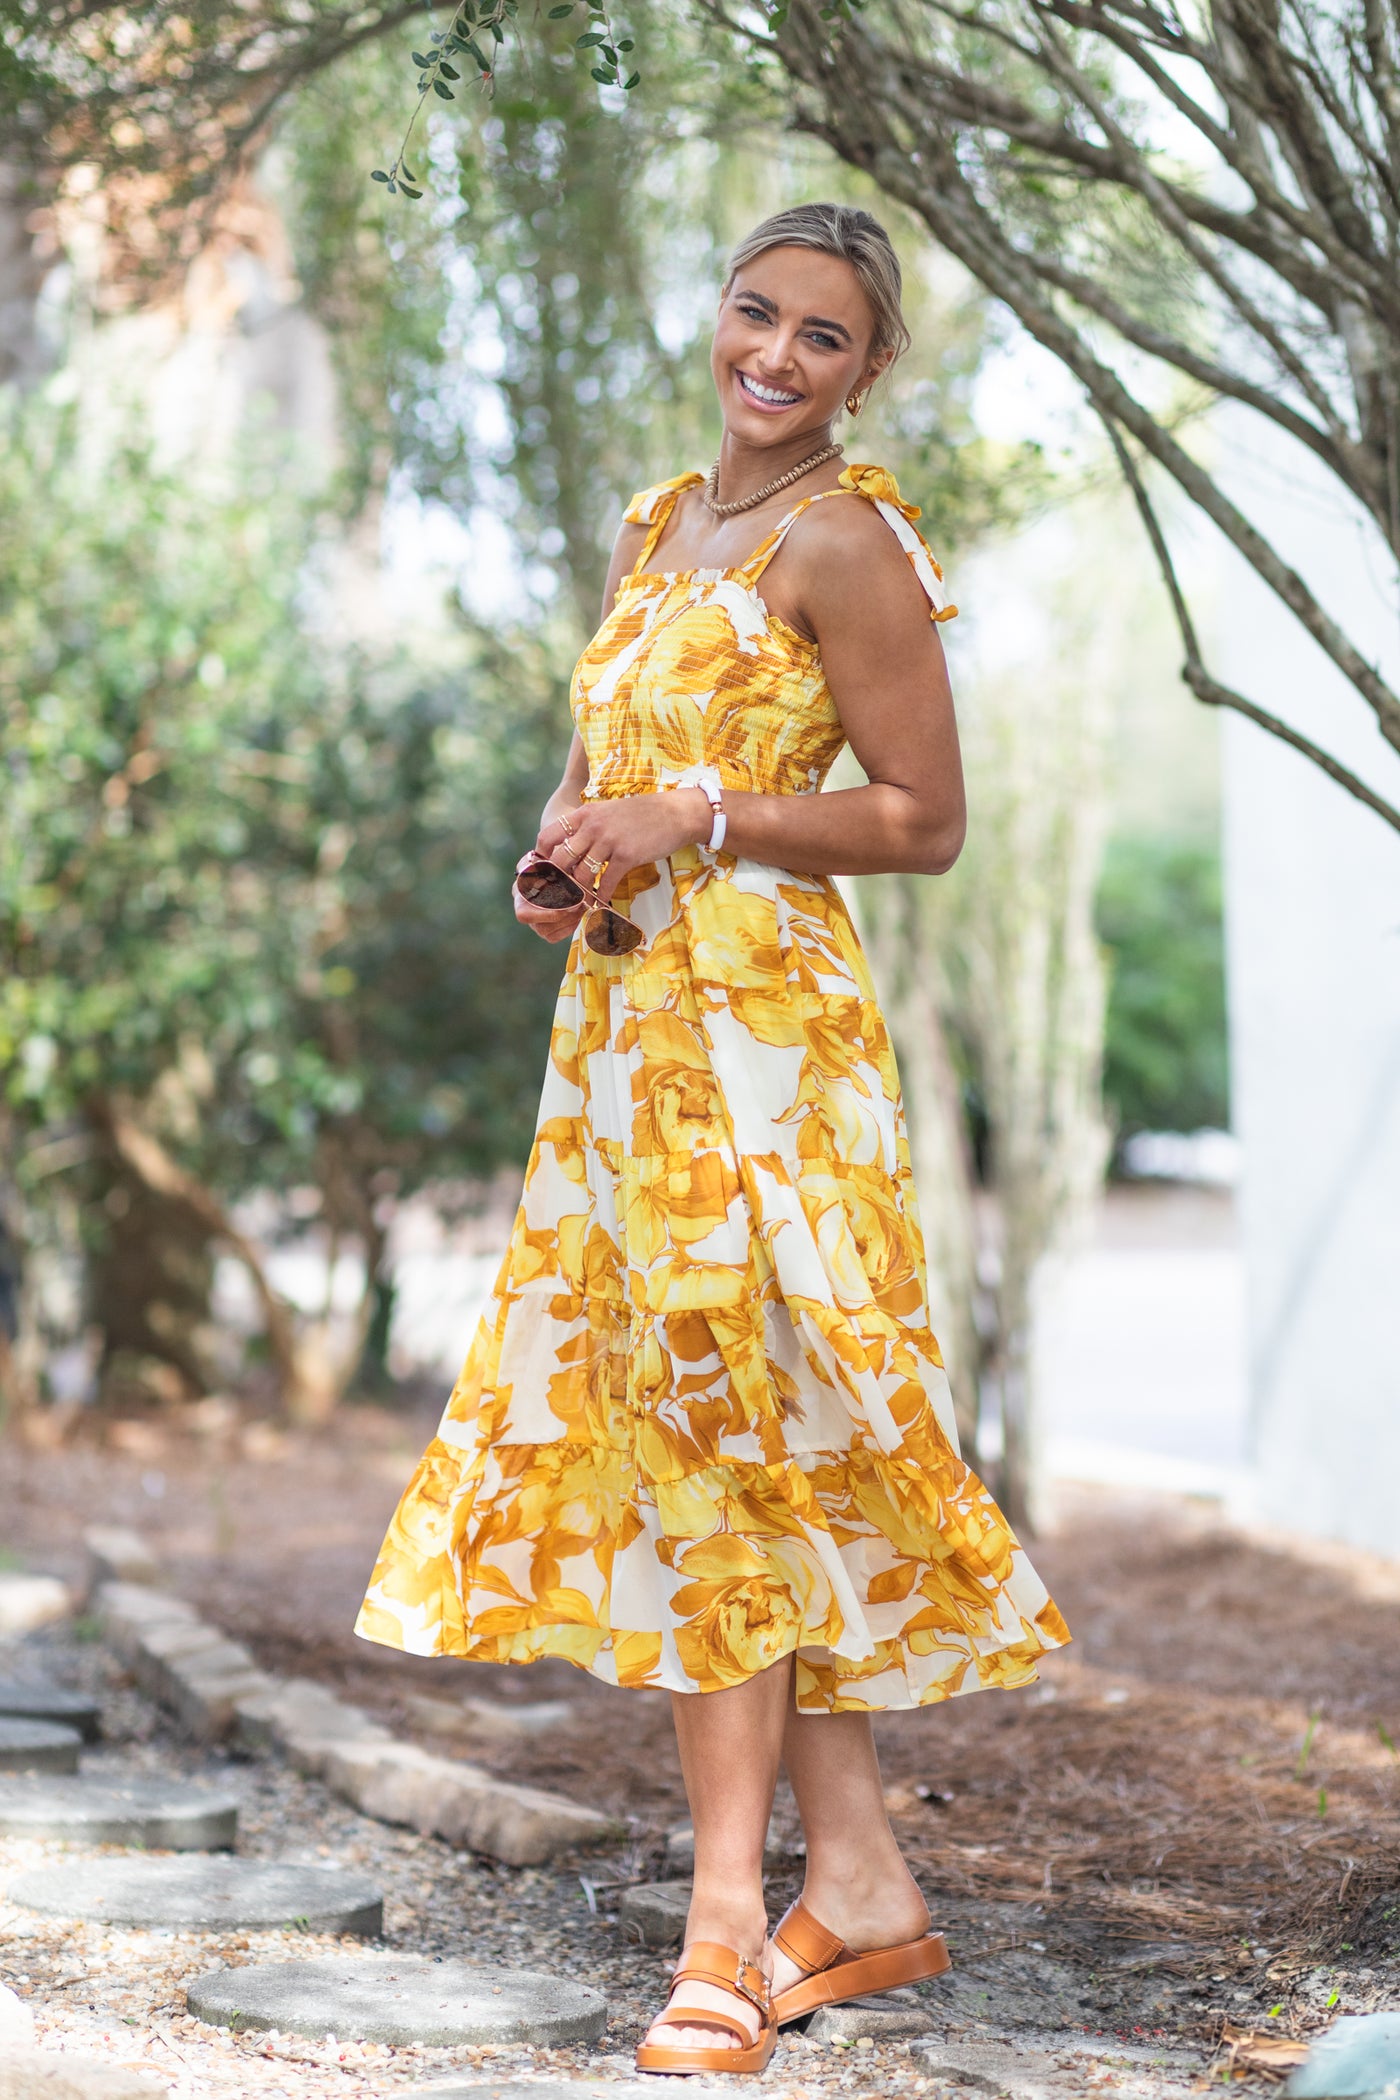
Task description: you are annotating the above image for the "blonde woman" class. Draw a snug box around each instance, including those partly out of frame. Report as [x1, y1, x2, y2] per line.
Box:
[358, 202, 1069, 2077]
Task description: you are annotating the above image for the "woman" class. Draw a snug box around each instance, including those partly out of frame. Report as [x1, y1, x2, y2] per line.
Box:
[357, 202, 1069, 2077]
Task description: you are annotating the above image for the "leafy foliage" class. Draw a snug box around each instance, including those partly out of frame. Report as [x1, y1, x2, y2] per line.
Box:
[1097, 834, 1229, 1143]
[0, 394, 573, 1401]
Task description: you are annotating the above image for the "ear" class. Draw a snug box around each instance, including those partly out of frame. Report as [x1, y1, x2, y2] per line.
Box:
[862, 345, 897, 390]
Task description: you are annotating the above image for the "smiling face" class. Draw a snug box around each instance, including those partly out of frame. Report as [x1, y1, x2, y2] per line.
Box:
[710, 243, 889, 449]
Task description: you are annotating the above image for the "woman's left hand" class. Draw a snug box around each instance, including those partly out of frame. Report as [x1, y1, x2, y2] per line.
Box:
[537, 788, 712, 907]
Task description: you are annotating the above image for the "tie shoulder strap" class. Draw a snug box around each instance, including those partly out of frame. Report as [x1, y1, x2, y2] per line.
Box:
[838, 461, 958, 622]
[737, 463, 957, 621]
[622, 472, 705, 577]
[733, 491, 830, 585]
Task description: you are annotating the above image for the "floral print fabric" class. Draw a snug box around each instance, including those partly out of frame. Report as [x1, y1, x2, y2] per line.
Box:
[356, 464, 1070, 1710]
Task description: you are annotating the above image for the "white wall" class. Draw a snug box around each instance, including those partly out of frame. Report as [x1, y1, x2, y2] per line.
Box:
[1212, 413, 1400, 1557]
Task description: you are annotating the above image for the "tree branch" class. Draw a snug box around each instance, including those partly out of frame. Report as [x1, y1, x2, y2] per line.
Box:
[1098, 413, 1400, 836]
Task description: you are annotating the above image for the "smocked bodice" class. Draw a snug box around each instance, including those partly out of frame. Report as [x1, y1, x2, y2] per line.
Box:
[571, 463, 955, 805]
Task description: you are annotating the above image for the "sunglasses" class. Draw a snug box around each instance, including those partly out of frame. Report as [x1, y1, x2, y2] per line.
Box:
[513, 855, 645, 956]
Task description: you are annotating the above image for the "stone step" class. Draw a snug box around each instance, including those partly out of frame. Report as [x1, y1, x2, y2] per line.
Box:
[96, 1582, 274, 1743]
[619, 1879, 692, 1947]
[10, 1856, 383, 1936]
[186, 1955, 608, 2047]
[82, 1525, 163, 1594]
[1284, 2009, 1400, 2096]
[237, 1678, 621, 1869]
[0, 1717, 82, 1774]
[0, 1573, 72, 1636]
[806, 1990, 940, 2043]
[0, 1774, 238, 1848]
[0, 1679, 102, 1742]
[97, 1589, 618, 1868]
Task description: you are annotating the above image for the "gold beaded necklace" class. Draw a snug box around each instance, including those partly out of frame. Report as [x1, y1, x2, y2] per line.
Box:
[701, 442, 843, 517]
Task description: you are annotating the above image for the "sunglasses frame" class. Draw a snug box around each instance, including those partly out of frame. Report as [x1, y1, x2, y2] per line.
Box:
[514, 854, 645, 956]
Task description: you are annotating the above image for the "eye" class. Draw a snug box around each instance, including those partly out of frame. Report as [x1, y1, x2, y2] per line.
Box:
[738, 302, 770, 324]
[807, 329, 841, 352]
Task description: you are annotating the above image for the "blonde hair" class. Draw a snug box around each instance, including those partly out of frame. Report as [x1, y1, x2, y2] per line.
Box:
[724, 203, 912, 366]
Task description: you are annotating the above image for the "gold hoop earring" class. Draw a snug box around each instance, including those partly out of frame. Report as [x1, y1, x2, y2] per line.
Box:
[845, 390, 865, 417]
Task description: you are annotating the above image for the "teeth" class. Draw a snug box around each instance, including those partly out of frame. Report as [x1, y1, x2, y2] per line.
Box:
[740, 372, 800, 406]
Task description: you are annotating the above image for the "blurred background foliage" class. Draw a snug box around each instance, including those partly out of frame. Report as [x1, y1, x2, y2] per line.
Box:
[0, 3, 1226, 1441]
[1097, 835, 1229, 1151]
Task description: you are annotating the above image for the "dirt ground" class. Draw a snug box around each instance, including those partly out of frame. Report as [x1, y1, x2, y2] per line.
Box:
[3, 1405, 1399, 2094]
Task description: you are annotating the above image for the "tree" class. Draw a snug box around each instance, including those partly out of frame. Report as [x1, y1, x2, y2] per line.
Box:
[714, 0, 1400, 835]
[0, 398, 573, 1421]
[12, 0, 1399, 829]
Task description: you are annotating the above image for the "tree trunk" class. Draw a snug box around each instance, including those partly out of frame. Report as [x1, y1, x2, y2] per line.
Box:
[87, 1094, 303, 1412]
[862, 873, 983, 1455]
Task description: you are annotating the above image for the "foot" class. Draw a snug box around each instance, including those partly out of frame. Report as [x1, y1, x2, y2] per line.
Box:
[766, 1868, 931, 2000]
[642, 1901, 770, 2055]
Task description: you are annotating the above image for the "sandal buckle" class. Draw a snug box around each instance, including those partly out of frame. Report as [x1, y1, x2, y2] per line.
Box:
[733, 1957, 770, 2015]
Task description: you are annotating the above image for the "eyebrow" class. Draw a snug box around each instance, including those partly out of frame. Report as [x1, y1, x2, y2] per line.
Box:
[734, 286, 855, 344]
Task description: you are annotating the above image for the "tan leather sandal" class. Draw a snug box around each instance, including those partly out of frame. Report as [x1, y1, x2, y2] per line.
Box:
[634, 1940, 777, 2076]
[770, 1896, 951, 2026]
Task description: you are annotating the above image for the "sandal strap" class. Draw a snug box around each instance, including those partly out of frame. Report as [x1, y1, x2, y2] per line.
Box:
[772, 1898, 847, 1977]
[649, 2000, 751, 2047]
[668, 1941, 772, 2019]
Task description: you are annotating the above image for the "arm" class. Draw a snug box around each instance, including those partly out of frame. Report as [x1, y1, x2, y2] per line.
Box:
[724, 499, 966, 877]
[531, 501, 966, 901]
[515, 518, 649, 941]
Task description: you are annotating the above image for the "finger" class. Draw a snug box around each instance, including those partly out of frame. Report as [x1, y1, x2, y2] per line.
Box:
[537, 808, 584, 860]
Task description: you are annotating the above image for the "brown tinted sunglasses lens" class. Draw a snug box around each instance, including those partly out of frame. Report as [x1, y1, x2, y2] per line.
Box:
[516, 858, 643, 956]
[517, 861, 585, 910]
[586, 910, 644, 956]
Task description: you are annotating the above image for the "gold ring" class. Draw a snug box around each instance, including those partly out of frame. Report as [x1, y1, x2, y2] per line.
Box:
[581, 853, 606, 877]
[557, 813, 576, 839]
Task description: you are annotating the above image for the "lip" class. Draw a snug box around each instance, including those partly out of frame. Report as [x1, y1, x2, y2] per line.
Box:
[735, 368, 804, 414]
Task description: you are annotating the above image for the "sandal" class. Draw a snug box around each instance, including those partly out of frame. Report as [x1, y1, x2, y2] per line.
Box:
[770, 1897, 951, 2026]
[634, 1940, 777, 2076]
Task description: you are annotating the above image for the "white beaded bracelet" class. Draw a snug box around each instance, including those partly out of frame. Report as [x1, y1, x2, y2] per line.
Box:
[677, 766, 727, 853]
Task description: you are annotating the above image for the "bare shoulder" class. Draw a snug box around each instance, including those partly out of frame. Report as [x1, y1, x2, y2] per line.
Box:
[789, 490, 926, 611]
[614, 515, 651, 560]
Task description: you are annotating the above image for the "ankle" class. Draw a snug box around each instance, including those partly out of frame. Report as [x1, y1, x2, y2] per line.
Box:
[796, 1847, 929, 1942]
[686, 1880, 769, 1963]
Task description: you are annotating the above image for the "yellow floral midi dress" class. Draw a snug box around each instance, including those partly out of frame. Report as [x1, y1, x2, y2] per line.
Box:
[357, 462, 1070, 1712]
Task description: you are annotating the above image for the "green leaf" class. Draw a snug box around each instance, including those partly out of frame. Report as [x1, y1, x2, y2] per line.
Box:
[618, 37, 633, 48]
[411, 51, 431, 66]
[576, 30, 604, 44]
[439, 61, 459, 78]
[623, 69, 639, 87]
[601, 44, 617, 62]
[590, 64, 613, 81]
[371, 169, 390, 181]
[548, 3, 573, 12]
[400, 184, 424, 198]
[433, 80, 455, 96]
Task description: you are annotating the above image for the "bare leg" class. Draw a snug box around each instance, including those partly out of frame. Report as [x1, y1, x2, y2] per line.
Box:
[641, 1655, 791, 2053]
[770, 1701, 930, 1995]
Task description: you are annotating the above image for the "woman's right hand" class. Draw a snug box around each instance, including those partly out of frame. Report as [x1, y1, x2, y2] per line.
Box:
[512, 851, 585, 944]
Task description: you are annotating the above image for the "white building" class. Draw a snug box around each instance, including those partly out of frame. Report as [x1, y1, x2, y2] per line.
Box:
[1215, 414, 1400, 1559]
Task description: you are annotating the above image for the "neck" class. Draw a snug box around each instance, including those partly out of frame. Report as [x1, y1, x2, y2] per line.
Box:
[714, 424, 838, 504]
